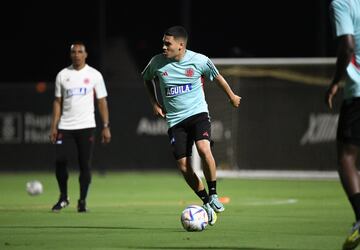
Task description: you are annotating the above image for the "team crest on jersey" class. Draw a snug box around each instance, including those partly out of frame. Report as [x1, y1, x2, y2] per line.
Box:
[165, 84, 192, 97]
[185, 68, 194, 77]
[83, 78, 90, 84]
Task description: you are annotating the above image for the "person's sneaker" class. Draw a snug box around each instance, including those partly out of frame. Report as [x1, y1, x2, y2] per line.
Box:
[202, 203, 217, 226]
[77, 199, 87, 213]
[343, 221, 360, 250]
[51, 197, 69, 212]
[209, 194, 225, 213]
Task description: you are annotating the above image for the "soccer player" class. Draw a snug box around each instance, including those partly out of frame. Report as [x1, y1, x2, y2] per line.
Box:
[49, 41, 111, 213]
[326, 0, 360, 249]
[142, 26, 241, 225]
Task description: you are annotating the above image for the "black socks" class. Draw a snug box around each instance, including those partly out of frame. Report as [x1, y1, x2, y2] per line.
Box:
[195, 189, 209, 204]
[207, 181, 217, 196]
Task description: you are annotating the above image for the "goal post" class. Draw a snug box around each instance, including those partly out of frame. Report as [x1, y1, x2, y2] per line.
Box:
[193, 57, 338, 177]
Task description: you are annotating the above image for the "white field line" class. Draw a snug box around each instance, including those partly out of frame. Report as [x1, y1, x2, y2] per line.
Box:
[195, 170, 339, 180]
[244, 199, 298, 206]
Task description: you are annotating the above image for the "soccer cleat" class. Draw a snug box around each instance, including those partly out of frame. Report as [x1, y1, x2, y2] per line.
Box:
[209, 194, 225, 213]
[77, 199, 87, 213]
[202, 203, 217, 226]
[343, 221, 360, 250]
[51, 197, 70, 212]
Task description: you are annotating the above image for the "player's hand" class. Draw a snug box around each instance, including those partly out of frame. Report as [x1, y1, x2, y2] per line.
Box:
[153, 103, 166, 118]
[101, 127, 111, 144]
[325, 84, 339, 109]
[230, 95, 241, 108]
[49, 128, 58, 144]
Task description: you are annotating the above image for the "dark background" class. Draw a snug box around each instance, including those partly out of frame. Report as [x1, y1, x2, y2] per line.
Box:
[0, 0, 341, 171]
[1, 0, 334, 83]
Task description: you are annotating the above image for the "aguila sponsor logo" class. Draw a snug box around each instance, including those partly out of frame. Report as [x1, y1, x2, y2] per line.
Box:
[165, 84, 192, 96]
[66, 87, 87, 97]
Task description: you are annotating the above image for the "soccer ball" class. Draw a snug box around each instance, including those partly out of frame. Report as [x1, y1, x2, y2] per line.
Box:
[26, 180, 43, 196]
[180, 205, 208, 232]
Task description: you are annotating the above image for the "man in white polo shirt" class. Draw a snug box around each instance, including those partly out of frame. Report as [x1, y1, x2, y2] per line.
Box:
[49, 41, 111, 212]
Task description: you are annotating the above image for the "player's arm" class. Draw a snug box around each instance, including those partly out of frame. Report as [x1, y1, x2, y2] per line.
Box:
[49, 97, 62, 144]
[97, 97, 111, 144]
[144, 79, 166, 117]
[214, 74, 241, 108]
[326, 34, 355, 109]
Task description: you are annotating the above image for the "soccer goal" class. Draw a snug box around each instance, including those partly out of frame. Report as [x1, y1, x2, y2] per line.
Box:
[193, 57, 338, 179]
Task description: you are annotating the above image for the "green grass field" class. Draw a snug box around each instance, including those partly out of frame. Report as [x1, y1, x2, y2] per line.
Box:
[0, 171, 353, 250]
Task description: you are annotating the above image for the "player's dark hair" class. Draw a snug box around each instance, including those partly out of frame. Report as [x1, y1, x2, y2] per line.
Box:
[164, 26, 188, 41]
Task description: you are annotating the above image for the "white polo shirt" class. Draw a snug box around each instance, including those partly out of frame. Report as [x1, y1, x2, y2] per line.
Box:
[55, 64, 108, 130]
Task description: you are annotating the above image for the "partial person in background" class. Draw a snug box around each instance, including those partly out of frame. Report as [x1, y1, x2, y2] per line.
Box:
[142, 26, 241, 226]
[49, 41, 111, 213]
[326, 0, 360, 249]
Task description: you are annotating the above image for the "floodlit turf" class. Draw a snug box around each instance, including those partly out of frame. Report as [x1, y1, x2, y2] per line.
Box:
[0, 171, 353, 250]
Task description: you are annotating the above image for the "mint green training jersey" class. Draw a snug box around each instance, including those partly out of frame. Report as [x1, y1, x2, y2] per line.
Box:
[142, 50, 219, 128]
[331, 0, 360, 99]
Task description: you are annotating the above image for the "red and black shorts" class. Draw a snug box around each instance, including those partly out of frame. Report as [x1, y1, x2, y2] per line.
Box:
[167, 112, 212, 160]
[337, 98, 360, 146]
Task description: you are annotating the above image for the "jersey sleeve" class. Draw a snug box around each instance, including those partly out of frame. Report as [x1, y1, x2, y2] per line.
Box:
[94, 72, 108, 99]
[330, 0, 354, 37]
[201, 56, 219, 81]
[54, 72, 62, 98]
[141, 56, 157, 81]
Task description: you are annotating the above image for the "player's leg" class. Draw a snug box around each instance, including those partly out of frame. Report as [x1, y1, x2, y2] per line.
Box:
[194, 114, 225, 213]
[337, 99, 360, 250]
[176, 151, 218, 225]
[176, 157, 217, 224]
[339, 142, 360, 250]
[176, 154, 217, 225]
[52, 130, 70, 212]
[195, 139, 224, 213]
[176, 157, 208, 203]
[195, 140, 216, 182]
[169, 125, 208, 201]
[338, 142, 360, 203]
[75, 128, 95, 212]
[168, 123, 217, 225]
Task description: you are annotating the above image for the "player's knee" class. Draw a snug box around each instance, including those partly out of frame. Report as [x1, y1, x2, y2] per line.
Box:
[197, 147, 212, 159]
[178, 163, 187, 174]
[177, 159, 191, 174]
[196, 141, 212, 156]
